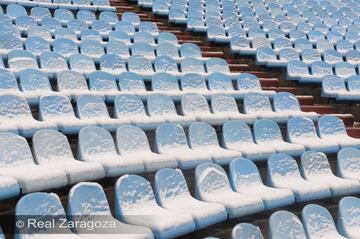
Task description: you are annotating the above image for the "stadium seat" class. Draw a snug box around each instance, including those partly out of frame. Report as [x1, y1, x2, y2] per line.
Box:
[208, 73, 243, 99]
[229, 158, 294, 210]
[180, 73, 212, 98]
[195, 162, 264, 218]
[337, 148, 360, 181]
[318, 115, 360, 148]
[40, 52, 69, 74]
[118, 72, 152, 100]
[0, 132, 67, 193]
[69, 54, 96, 75]
[99, 54, 127, 75]
[0, 35, 23, 56]
[231, 223, 264, 239]
[287, 117, 340, 153]
[56, 70, 90, 99]
[8, 50, 38, 74]
[127, 55, 155, 78]
[267, 153, 331, 202]
[151, 73, 182, 101]
[154, 168, 227, 229]
[32, 129, 105, 184]
[300, 151, 360, 197]
[88, 71, 120, 101]
[338, 196, 360, 239]
[254, 119, 305, 156]
[321, 75, 360, 100]
[115, 174, 196, 238]
[154, 56, 179, 74]
[25, 36, 50, 56]
[269, 211, 307, 239]
[302, 204, 347, 239]
[116, 125, 177, 172]
[53, 38, 79, 58]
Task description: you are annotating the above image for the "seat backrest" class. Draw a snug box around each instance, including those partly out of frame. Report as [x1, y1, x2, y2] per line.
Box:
[301, 49, 321, 63]
[268, 153, 302, 182]
[19, 69, 51, 92]
[156, 43, 179, 58]
[157, 32, 178, 45]
[77, 10, 96, 24]
[347, 75, 360, 92]
[206, 58, 230, 73]
[256, 47, 277, 62]
[115, 21, 135, 35]
[181, 93, 210, 114]
[345, 50, 360, 65]
[121, 12, 140, 26]
[53, 38, 79, 57]
[55, 28, 78, 41]
[133, 32, 154, 44]
[211, 94, 238, 114]
[116, 125, 151, 155]
[231, 223, 264, 239]
[180, 43, 202, 58]
[243, 93, 272, 113]
[273, 92, 301, 112]
[139, 22, 159, 35]
[322, 75, 347, 93]
[294, 38, 313, 51]
[302, 204, 338, 238]
[181, 73, 207, 91]
[188, 122, 219, 149]
[109, 31, 131, 44]
[8, 50, 38, 70]
[127, 55, 153, 72]
[269, 211, 306, 239]
[106, 41, 130, 58]
[68, 182, 111, 216]
[25, 36, 50, 56]
[77, 94, 110, 119]
[0, 94, 32, 119]
[195, 163, 233, 198]
[57, 70, 88, 91]
[80, 40, 105, 56]
[115, 175, 157, 214]
[273, 37, 292, 50]
[154, 56, 178, 73]
[0, 132, 34, 167]
[338, 196, 360, 237]
[311, 61, 333, 76]
[40, 52, 68, 71]
[70, 54, 96, 72]
[287, 117, 317, 140]
[318, 115, 347, 137]
[300, 151, 333, 178]
[237, 73, 261, 91]
[131, 42, 155, 58]
[287, 60, 309, 76]
[91, 20, 112, 35]
[335, 62, 356, 77]
[154, 168, 190, 205]
[181, 58, 205, 73]
[54, 8, 74, 23]
[222, 120, 255, 148]
[118, 72, 146, 92]
[88, 71, 118, 91]
[147, 93, 177, 116]
[33, 129, 74, 164]
[323, 49, 343, 64]
[208, 72, 234, 91]
[7, 4, 27, 18]
[99, 54, 126, 75]
[229, 158, 263, 191]
[99, 11, 118, 25]
[114, 94, 147, 118]
[151, 73, 180, 92]
[155, 123, 189, 153]
[0, 35, 23, 53]
[39, 95, 76, 120]
[254, 119, 283, 143]
[0, 69, 18, 92]
[16, 192, 65, 216]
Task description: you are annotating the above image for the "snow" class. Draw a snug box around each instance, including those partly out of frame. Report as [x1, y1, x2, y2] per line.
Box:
[338, 148, 360, 181]
[32, 129, 105, 184]
[195, 163, 264, 218]
[0, 175, 20, 200]
[269, 211, 307, 239]
[115, 175, 195, 239]
[338, 196, 360, 239]
[268, 154, 331, 202]
[231, 223, 264, 239]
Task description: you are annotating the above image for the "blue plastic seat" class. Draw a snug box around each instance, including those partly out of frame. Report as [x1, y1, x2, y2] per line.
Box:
[31, 7, 51, 21]
[300, 61, 334, 83]
[301, 49, 322, 64]
[336, 39, 354, 54]
[99, 54, 127, 75]
[154, 56, 179, 74]
[67, 19, 88, 36]
[155, 123, 212, 169]
[56, 70, 89, 99]
[69, 54, 96, 75]
[338, 196, 360, 239]
[335, 62, 356, 78]
[0, 68, 19, 94]
[156, 43, 180, 59]
[133, 31, 155, 44]
[236, 73, 275, 97]
[0, 22, 21, 39]
[121, 12, 141, 27]
[127, 55, 154, 78]
[323, 49, 343, 65]
[114, 94, 164, 130]
[16, 16, 37, 33]
[25, 36, 50, 57]
[345, 50, 360, 65]
[181, 58, 206, 74]
[80, 39, 104, 59]
[68, 182, 153, 238]
[208, 72, 243, 98]
[99, 11, 118, 25]
[54, 8, 74, 24]
[256, 47, 278, 66]
[286, 60, 310, 80]
[151, 73, 182, 100]
[180, 43, 202, 58]
[229, 158, 294, 210]
[53, 38, 79, 58]
[157, 32, 178, 45]
[41, 17, 62, 34]
[32, 129, 105, 184]
[337, 148, 360, 181]
[6, 4, 27, 19]
[321, 75, 359, 100]
[180, 73, 211, 97]
[231, 223, 264, 239]
[0, 34, 23, 56]
[302, 204, 347, 239]
[0, 133, 67, 193]
[55, 28, 78, 41]
[300, 151, 360, 197]
[287, 117, 340, 153]
[294, 38, 313, 51]
[8, 50, 38, 73]
[78, 126, 144, 176]
[269, 211, 306, 239]
[39, 52, 69, 75]
[77, 10, 96, 25]
[267, 153, 331, 202]
[115, 21, 135, 36]
[106, 40, 130, 58]
[195, 162, 264, 218]
[132, 42, 155, 58]
[139, 21, 159, 36]
[115, 174, 195, 239]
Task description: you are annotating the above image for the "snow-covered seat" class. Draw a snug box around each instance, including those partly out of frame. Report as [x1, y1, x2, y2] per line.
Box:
[7, 50, 38, 74]
[132, 42, 155, 59]
[231, 223, 264, 239]
[16, 15, 37, 34]
[211, 94, 256, 124]
[154, 56, 179, 74]
[180, 43, 202, 58]
[56, 70, 89, 99]
[155, 123, 212, 169]
[154, 168, 227, 229]
[156, 43, 180, 59]
[243, 93, 288, 123]
[318, 115, 360, 148]
[316, 39, 334, 53]
[88, 71, 120, 101]
[321, 75, 359, 100]
[91, 20, 112, 37]
[188, 122, 243, 165]
[67, 19, 88, 36]
[323, 49, 343, 65]
[115, 21, 135, 36]
[301, 151, 360, 196]
[222, 120, 275, 161]
[338, 196, 360, 239]
[31, 7, 51, 21]
[286, 60, 310, 80]
[108, 32, 130, 45]
[115, 174, 195, 238]
[93, 0, 115, 11]
[55, 28, 78, 41]
[133, 32, 155, 44]
[106, 40, 130, 58]
[32, 129, 105, 184]
[287, 117, 340, 153]
[256, 47, 278, 66]
[41, 17, 62, 34]
[77, 95, 129, 131]
[180, 73, 211, 97]
[337, 148, 360, 181]
[25, 36, 50, 57]
[267, 153, 331, 202]
[69, 54, 96, 75]
[121, 12, 141, 27]
[116, 125, 177, 172]
[39, 94, 92, 134]
[195, 162, 264, 218]
[0, 175, 19, 200]
[336, 39, 354, 54]
[139, 22, 159, 36]
[78, 126, 144, 176]
[300, 61, 334, 83]
[6, 4, 27, 20]
[206, 58, 233, 76]
[273, 37, 292, 51]
[335, 61, 356, 78]
[15, 192, 81, 238]
[254, 119, 305, 156]
[181, 93, 228, 125]
[207, 72, 241, 98]
[147, 93, 195, 126]
[99, 11, 118, 25]
[40, 52, 69, 75]
[53, 38, 79, 58]
[99, 54, 126, 76]
[0, 68, 19, 94]
[181, 58, 206, 74]
[117, 72, 151, 100]
[294, 38, 313, 51]
[81, 29, 102, 42]
[269, 211, 307, 239]
[114, 94, 164, 130]
[127, 55, 154, 78]
[302, 204, 347, 239]
[54, 8, 74, 24]
[236, 73, 275, 98]
[229, 158, 294, 209]
[80, 40, 105, 60]
[273, 92, 318, 120]
[151, 73, 182, 101]
[0, 35, 23, 56]
[301, 49, 322, 64]
[68, 182, 153, 238]
[0, 133, 67, 193]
